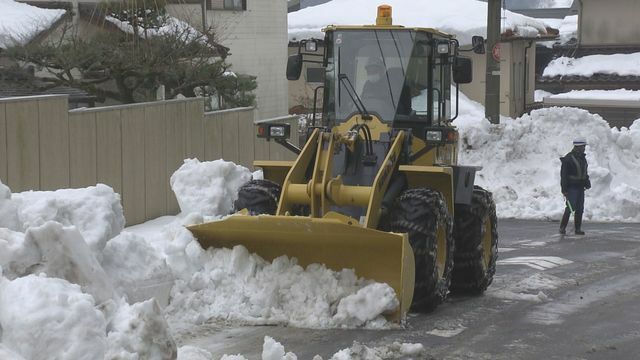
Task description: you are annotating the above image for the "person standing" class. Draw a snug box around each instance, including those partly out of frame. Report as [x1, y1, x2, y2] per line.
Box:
[559, 138, 591, 235]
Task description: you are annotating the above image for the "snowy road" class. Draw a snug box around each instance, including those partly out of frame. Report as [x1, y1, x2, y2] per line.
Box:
[179, 220, 640, 359]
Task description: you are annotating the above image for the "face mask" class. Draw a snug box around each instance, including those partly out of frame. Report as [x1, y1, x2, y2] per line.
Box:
[369, 74, 381, 83]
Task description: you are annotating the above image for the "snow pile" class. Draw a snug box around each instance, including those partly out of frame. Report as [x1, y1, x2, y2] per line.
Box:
[170, 158, 252, 217]
[0, 0, 66, 48]
[328, 341, 425, 360]
[0, 181, 177, 359]
[101, 232, 174, 306]
[0, 158, 403, 359]
[9, 184, 125, 255]
[105, 299, 176, 360]
[454, 93, 640, 222]
[288, 0, 552, 45]
[0, 182, 19, 231]
[0, 274, 108, 360]
[543, 52, 640, 77]
[165, 237, 398, 331]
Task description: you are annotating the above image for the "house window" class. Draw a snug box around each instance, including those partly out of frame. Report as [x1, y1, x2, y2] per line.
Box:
[206, 0, 246, 10]
[224, 0, 245, 10]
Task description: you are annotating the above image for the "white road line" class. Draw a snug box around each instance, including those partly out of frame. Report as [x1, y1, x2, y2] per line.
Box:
[427, 326, 467, 338]
[497, 256, 573, 270]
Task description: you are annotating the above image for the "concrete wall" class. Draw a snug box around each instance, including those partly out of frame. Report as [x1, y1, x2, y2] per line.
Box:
[0, 95, 298, 225]
[167, 0, 289, 119]
[579, 0, 640, 46]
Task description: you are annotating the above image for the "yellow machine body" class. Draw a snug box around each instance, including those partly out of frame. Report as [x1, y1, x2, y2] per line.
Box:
[188, 9, 470, 321]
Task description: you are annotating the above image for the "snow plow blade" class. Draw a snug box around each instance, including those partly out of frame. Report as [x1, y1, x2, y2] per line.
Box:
[188, 214, 415, 322]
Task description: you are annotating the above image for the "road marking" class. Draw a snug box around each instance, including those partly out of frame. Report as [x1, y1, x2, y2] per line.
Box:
[427, 326, 466, 338]
[499, 247, 517, 252]
[497, 256, 573, 270]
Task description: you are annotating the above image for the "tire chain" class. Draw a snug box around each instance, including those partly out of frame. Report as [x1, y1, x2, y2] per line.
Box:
[389, 188, 454, 312]
[233, 179, 282, 215]
[450, 185, 498, 294]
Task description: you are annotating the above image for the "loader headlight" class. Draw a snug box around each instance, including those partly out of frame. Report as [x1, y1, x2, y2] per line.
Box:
[437, 43, 450, 55]
[426, 130, 443, 142]
[257, 123, 291, 140]
[425, 127, 459, 144]
[270, 126, 286, 137]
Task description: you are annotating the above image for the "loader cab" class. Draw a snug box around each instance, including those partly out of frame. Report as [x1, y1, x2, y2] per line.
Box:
[318, 27, 468, 134]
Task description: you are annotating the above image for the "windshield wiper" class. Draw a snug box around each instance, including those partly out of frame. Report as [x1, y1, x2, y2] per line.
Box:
[338, 73, 372, 120]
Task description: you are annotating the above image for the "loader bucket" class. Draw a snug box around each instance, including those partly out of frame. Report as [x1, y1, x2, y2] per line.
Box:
[188, 214, 415, 322]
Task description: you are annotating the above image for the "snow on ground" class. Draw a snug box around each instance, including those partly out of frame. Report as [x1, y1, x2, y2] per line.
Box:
[0, 159, 401, 359]
[453, 90, 640, 222]
[543, 52, 640, 77]
[190, 336, 426, 360]
[288, 0, 552, 45]
[1, 87, 639, 358]
[0, 0, 66, 48]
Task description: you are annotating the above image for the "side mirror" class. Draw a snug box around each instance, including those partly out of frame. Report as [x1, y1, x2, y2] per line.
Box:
[453, 57, 473, 84]
[286, 54, 303, 80]
[471, 36, 485, 54]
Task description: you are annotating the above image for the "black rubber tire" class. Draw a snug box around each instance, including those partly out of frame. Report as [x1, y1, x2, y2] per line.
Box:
[390, 188, 454, 312]
[451, 186, 498, 295]
[233, 179, 281, 215]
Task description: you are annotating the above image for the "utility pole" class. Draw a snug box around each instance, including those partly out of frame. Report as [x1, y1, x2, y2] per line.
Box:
[485, 0, 501, 124]
[201, 0, 208, 31]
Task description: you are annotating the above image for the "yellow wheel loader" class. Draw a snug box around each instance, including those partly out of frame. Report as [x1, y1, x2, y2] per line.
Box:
[188, 5, 498, 321]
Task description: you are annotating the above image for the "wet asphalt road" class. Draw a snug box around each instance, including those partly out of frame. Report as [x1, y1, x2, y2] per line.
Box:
[180, 220, 640, 359]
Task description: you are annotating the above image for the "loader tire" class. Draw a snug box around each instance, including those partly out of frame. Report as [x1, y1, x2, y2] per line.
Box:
[234, 179, 281, 215]
[450, 186, 498, 295]
[390, 188, 454, 312]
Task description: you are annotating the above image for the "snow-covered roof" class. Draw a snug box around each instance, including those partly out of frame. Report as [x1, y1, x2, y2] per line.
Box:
[543, 52, 640, 78]
[288, 0, 556, 45]
[0, 0, 66, 49]
[105, 15, 201, 41]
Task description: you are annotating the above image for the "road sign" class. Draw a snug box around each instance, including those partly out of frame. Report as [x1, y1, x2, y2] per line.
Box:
[492, 43, 501, 62]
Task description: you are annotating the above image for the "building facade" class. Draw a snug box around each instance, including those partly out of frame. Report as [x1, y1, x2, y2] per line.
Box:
[578, 0, 640, 47]
[167, 0, 289, 119]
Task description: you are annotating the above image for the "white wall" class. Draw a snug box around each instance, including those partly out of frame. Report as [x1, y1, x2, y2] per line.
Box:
[579, 0, 640, 46]
[168, 1, 289, 120]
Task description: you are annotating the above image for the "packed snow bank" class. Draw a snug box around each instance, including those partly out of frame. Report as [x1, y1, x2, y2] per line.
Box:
[170, 158, 252, 217]
[101, 232, 174, 306]
[288, 0, 552, 45]
[0, 159, 403, 359]
[454, 92, 640, 222]
[165, 230, 399, 331]
[0, 274, 107, 360]
[0, 0, 66, 48]
[543, 52, 640, 77]
[105, 299, 176, 360]
[7, 184, 125, 255]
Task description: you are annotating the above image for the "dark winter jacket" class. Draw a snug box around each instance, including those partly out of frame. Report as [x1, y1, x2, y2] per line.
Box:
[560, 150, 591, 193]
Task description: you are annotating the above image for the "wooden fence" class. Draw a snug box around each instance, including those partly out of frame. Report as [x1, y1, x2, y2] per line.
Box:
[0, 95, 300, 225]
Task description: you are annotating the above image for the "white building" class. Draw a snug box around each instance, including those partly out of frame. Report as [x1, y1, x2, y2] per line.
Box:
[167, 0, 289, 119]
